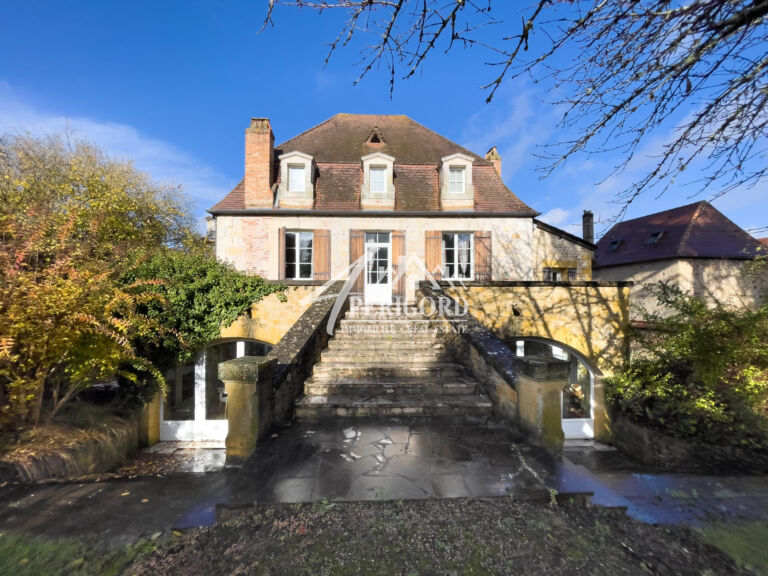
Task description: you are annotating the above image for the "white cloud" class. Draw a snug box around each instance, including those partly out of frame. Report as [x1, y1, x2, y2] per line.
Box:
[0, 82, 231, 222]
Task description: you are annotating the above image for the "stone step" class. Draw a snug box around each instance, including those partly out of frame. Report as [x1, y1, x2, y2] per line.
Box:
[336, 320, 451, 335]
[329, 331, 445, 343]
[327, 339, 446, 352]
[311, 361, 464, 380]
[295, 394, 493, 419]
[319, 350, 451, 363]
[303, 377, 477, 397]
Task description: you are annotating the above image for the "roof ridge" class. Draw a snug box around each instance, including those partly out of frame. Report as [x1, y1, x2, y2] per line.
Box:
[677, 200, 708, 256]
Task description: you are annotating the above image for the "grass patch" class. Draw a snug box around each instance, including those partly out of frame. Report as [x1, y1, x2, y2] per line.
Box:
[0, 531, 156, 576]
[697, 521, 768, 574]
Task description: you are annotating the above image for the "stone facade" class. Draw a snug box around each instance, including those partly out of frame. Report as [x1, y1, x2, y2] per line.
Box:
[593, 258, 768, 317]
[442, 282, 631, 375]
[533, 224, 593, 280]
[216, 215, 595, 302]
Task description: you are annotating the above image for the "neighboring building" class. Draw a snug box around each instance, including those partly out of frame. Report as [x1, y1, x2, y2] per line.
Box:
[593, 201, 767, 316]
[209, 114, 594, 303]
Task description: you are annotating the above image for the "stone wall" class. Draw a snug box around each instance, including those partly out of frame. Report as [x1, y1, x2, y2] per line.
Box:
[533, 225, 593, 280]
[593, 258, 768, 317]
[216, 215, 542, 301]
[441, 282, 631, 375]
[220, 283, 327, 345]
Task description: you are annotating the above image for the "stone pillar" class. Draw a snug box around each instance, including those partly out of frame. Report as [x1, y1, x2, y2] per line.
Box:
[592, 375, 611, 443]
[138, 394, 160, 448]
[219, 356, 276, 467]
[516, 374, 566, 454]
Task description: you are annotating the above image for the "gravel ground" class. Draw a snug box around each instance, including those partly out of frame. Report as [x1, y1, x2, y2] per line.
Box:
[127, 498, 750, 576]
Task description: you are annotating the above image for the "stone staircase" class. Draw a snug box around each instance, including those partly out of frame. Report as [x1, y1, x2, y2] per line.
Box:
[295, 306, 492, 418]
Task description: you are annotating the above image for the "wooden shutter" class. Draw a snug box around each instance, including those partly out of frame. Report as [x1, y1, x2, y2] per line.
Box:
[474, 231, 492, 281]
[425, 231, 442, 280]
[313, 229, 331, 281]
[277, 226, 286, 280]
[349, 229, 365, 295]
[392, 230, 406, 301]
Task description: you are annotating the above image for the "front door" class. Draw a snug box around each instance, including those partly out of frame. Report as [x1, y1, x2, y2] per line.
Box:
[364, 232, 392, 305]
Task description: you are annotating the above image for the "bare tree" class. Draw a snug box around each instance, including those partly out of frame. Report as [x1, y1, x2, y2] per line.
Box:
[266, 1, 768, 216]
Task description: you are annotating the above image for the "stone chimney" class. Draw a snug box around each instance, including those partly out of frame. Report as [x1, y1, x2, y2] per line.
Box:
[485, 146, 502, 176]
[244, 118, 274, 208]
[582, 210, 595, 244]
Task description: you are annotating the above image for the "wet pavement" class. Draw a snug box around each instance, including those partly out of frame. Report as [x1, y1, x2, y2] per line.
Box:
[1, 417, 768, 543]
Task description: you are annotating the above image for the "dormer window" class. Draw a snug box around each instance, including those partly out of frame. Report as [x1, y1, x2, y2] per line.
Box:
[288, 165, 306, 193]
[361, 152, 395, 209]
[440, 153, 475, 210]
[449, 167, 466, 194]
[278, 151, 314, 208]
[608, 239, 623, 251]
[645, 231, 664, 245]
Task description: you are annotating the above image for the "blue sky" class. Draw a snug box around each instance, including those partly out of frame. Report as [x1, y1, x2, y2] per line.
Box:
[2, 1, 765, 239]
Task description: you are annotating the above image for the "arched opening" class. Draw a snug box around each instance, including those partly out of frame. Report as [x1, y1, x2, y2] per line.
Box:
[160, 338, 273, 441]
[510, 337, 600, 440]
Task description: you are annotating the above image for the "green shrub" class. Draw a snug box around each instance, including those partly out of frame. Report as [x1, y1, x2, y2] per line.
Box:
[118, 250, 285, 404]
[606, 283, 768, 448]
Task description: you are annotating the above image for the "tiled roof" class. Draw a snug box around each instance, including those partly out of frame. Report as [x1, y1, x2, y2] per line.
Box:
[594, 201, 764, 268]
[759, 238, 768, 246]
[210, 114, 536, 215]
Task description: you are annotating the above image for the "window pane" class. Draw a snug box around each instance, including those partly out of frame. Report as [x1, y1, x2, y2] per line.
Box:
[205, 343, 236, 420]
[449, 168, 465, 194]
[286, 232, 296, 250]
[370, 167, 386, 194]
[285, 260, 296, 279]
[244, 341, 272, 356]
[299, 248, 312, 264]
[299, 264, 312, 278]
[443, 234, 455, 250]
[163, 365, 195, 421]
[289, 166, 305, 192]
[299, 232, 313, 249]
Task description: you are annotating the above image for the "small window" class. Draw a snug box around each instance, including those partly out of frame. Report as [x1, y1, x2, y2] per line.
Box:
[285, 231, 313, 279]
[607, 239, 622, 251]
[288, 165, 306, 193]
[442, 233, 473, 280]
[645, 231, 664, 245]
[370, 166, 387, 195]
[448, 167, 465, 194]
[567, 268, 577, 281]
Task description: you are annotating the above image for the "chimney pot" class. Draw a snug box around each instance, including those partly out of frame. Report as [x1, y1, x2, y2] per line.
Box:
[582, 210, 595, 244]
[485, 146, 502, 177]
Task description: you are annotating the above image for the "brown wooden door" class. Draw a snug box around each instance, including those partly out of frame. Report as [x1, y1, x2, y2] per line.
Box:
[349, 229, 364, 295]
[313, 229, 331, 281]
[475, 231, 492, 281]
[392, 230, 406, 301]
[425, 230, 442, 280]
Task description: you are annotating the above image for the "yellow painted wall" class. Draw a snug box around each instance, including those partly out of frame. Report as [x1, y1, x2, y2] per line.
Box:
[444, 284, 631, 374]
[220, 285, 326, 345]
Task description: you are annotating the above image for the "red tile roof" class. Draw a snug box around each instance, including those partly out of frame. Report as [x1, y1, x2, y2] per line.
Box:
[209, 114, 536, 215]
[594, 201, 764, 268]
[759, 238, 768, 247]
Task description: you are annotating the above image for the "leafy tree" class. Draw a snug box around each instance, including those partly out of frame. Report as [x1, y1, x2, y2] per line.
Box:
[120, 250, 285, 403]
[269, 1, 768, 215]
[0, 133, 195, 427]
[607, 283, 768, 448]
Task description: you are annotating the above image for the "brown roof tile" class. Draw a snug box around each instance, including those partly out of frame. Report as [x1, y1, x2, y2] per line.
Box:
[210, 179, 245, 211]
[594, 201, 763, 268]
[210, 114, 536, 215]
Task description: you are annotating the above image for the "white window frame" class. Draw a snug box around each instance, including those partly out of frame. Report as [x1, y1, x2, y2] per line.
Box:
[288, 164, 306, 193]
[369, 166, 387, 196]
[285, 230, 314, 280]
[442, 232, 474, 281]
[448, 166, 466, 195]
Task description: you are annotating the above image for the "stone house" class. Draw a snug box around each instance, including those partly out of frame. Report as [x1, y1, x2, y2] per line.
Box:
[209, 114, 594, 301]
[593, 201, 767, 317]
[145, 114, 631, 455]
